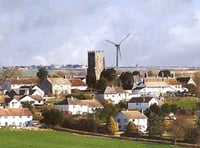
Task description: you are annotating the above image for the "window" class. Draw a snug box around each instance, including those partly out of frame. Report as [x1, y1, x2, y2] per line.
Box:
[117, 119, 120, 122]
[19, 116, 22, 118]
[13, 116, 15, 119]
[4, 116, 7, 119]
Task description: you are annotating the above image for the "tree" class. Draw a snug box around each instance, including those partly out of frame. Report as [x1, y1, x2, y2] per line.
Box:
[149, 103, 162, 115]
[184, 128, 200, 144]
[161, 103, 171, 116]
[0, 68, 22, 79]
[170, 104, 178, 114]
[119, 72, 134, 89]
[52, 70, 70, 78]
[98, 101, 120, 122]
[126, 121, 138, 134]
[86, 73, 96, 88]
[147, 112, 164, 137]
[37, 67, 48, 82]
[147, 70, 155, 77]
[132, 71, 140, 76]
[193, 71, 200, 86]
[158, 69, 171, 78]
[171, 118, 188, 144]
[41, 108, 64, 126]
[107, 116, 119, 134]
[100, 68, 117, 82]
[96, 77, 107, 93]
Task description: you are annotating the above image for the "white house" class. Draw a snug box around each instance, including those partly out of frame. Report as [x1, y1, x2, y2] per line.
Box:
[19, 95, 46, 106]
[0, 108, 33, 127]
[41, 78, 71, 96]
[69, 79, 87, 91]
[95, 86, 129, 104]
[128, 97, 161, 111]
[115, 110, 148, 132]
[54, 97, 103, 115]
[1, 78, 39, 92]
[8, 98, 21, 108]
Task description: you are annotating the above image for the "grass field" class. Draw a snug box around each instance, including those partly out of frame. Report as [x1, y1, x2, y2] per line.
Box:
[165, 97, 197, 109]
[0, 129, 182, 148]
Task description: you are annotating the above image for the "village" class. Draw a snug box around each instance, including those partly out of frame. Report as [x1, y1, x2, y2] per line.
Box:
[0, 50, 199, 146]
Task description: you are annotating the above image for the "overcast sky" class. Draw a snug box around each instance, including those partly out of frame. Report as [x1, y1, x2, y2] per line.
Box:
[0, 0, 200, 67]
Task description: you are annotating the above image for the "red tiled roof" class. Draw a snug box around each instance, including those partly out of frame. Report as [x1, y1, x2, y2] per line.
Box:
[1, 78, 39, 85]
[0, 108, 32, 116]
[69, 79, 87, 86]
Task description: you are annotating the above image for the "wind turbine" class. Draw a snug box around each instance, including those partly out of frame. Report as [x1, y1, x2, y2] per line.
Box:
[105, 33, 131, 67]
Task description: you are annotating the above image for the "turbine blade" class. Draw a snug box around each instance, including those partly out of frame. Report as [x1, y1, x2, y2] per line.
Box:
[119, 33, 131, 45]
[105, 40, 117, 46]
[119, 47, 122, 58]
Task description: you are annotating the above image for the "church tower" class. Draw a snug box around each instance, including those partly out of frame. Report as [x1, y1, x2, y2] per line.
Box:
[87, 50, 104, 81]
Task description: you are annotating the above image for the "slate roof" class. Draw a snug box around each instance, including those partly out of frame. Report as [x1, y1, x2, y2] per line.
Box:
[0, 108, 32, 116]
[176, 77, 191, 83]
[129, 97, 154, 103]
[121, 111, 147, 119]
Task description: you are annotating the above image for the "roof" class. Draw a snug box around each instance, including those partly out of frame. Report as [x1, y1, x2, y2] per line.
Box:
[104, 86, 125, 94]
[164, 78, 181, 85]
[121, 111, 147, 119]
[129, 97, 154, 103]
[56, 97, 103, 107]
[145, 81, 168, 87]
[30, 95, 43, 101]
[2, 78, 39, 85]
[176, 77, 191, 83]
[69, 79, 87, 86]
[0, 108, 32, 116]
[47, 78, 71, 85]
[82, 99, 103, 108]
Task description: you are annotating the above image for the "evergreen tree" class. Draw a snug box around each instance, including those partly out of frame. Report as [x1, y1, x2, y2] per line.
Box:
[107, 116, 119, 134]
[37, 67, 48, 82]
[126, 121, 138, 134]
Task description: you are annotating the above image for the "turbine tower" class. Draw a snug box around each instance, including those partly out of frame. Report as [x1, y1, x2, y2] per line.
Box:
[105, 33, 131, 67]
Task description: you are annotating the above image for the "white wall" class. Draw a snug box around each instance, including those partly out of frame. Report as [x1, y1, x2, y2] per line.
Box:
[0, 115, 33, 127]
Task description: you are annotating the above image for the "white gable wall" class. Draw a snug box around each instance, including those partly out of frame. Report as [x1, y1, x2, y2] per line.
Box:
[115, 112, 147, 132]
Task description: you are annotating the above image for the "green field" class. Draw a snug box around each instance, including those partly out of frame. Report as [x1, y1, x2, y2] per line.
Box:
[165, 98, 197, 109]
[0, 129, 182, 148]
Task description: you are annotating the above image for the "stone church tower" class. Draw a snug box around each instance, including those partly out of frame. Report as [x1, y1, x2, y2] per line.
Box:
[87, 50, 104, 80]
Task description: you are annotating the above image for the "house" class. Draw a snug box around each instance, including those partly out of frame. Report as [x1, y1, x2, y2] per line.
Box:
[0, 108, 33, 127]
[134, 78, 187, 97]
[176, 77, 196, 86]
[95, 86, 129, 104]
[115, 110, 148, 132]
[0, 78, 39, 93]
[19, 95, 46, 106]
[54, 97, 103, 115]
[41, 78, 71, 96]
[69, 79, 87, 91]
[7, 85, 44, 98]
[128, 97, 161, 111]
[164, 78, 188, 93]
[6, 98, 21, 108]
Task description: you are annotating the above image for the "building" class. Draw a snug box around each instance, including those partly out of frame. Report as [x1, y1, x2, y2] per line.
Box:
[87, 51, 104, 80]
[54, 97, 103, 115]
[128, 97, 161, 111]
[0, 108, 33, 127]
[40, 77, 71, 96]
[95, 86, 129, 104]
[115, 110, 148, 132]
